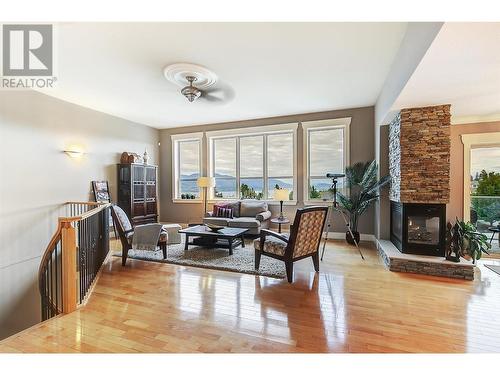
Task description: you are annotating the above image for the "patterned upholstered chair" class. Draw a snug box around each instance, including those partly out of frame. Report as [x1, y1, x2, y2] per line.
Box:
[111, 204, 169, 266]
[254, 206, 328, 283]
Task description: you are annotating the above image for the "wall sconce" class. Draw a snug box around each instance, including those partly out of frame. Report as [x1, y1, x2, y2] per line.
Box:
[63, 145, 85, 158]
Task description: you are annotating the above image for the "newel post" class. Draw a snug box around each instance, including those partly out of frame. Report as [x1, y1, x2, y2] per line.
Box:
[61, 220, 78, 313]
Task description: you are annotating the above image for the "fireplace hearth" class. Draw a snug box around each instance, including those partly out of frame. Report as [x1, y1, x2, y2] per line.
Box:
[390, 201, 446, 257]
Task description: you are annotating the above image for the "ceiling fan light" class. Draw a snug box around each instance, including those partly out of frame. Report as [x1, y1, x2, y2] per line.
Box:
[181, 76, 202, 102]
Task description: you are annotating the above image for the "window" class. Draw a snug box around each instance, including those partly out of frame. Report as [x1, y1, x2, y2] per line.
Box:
[303, 118, 350, 202]
[267, 133, 294, 199]
[214, 137, 237, 199]
[172, 133, 202, 200]
[208, 124, 297, 201]
[240, 136, 264, 199]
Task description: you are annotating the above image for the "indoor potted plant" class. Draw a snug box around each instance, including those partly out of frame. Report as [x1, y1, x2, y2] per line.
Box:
[447, 219, 490, 264]
[337, 160, 390, 245]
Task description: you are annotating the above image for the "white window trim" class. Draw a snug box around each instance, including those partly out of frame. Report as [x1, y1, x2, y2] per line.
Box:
[302, 117, 351, 205]
[461, 132, 500, 220]
[207, 123, 298, 204]
[171, 132, 203, 203]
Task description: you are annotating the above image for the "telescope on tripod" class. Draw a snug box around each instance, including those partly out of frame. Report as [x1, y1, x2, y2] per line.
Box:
[320, 173, 365, 261]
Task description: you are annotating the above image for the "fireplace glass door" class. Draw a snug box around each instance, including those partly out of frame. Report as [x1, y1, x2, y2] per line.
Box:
[407, 216, 440, 246]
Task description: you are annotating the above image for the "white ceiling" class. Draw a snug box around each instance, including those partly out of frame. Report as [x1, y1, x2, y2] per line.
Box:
[392, 22, 500, 124]
[42, 23, 408, 129]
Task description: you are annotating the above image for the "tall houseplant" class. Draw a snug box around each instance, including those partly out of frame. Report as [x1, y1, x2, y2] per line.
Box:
[337, 160, 390, 244]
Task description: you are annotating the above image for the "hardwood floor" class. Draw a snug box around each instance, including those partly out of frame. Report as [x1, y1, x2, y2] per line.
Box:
[1, 238, 500, 353]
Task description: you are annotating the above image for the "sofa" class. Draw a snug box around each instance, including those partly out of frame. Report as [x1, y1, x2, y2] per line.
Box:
[203, 199, 272, 235]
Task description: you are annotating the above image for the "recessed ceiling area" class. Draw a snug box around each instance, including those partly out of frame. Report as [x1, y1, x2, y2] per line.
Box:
[391, 22, 500, 124]
[42, 23, 408, 129]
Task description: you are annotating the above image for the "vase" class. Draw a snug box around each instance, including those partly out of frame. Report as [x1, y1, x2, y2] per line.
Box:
[346, 231, 360, 245]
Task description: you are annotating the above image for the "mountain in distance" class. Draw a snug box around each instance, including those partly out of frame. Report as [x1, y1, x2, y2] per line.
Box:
[180, 173, 293, 192]
[180, 173, 341, 194]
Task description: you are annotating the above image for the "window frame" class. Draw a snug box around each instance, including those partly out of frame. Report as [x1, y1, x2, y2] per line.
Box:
[302, 117, 351, 205]
[171, 132, 203, 203]
[461, 132, 500, 220]
[207, 123, 298, 204]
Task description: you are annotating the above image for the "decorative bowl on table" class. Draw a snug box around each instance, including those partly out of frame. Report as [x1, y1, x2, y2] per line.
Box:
[206, 223, 224, 232]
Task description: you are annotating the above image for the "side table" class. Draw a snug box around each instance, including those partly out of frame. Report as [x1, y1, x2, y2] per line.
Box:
[271, 218, 290, 233]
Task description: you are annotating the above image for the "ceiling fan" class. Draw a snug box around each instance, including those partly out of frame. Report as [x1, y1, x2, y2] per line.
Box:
[164, 63, 234, 104]
[180, 75, 234, 103]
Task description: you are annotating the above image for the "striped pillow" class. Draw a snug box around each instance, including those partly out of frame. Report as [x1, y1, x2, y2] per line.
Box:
[214, 205, 233, 218]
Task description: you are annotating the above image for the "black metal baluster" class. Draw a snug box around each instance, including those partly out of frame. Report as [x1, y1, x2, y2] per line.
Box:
[81, 219, 85, 300]
[78, 221, 82, 303]
[55, 243, 58, 313]
[59, 241, 63, 312]
[47, 255, 52, 318]
[94, 214, 98, 277]
[85, 218, 89, 295]
[41, 273, 45, 320]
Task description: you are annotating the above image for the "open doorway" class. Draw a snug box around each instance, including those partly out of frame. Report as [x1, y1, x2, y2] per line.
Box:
[469, 145, 500, 256]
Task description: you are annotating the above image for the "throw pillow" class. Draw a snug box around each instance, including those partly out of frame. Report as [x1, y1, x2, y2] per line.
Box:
[214, 205, 233, 218]
[215, 207, 233, 219]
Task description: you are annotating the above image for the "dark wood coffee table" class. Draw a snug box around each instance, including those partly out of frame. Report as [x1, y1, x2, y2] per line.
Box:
[178, 225, 248, 255]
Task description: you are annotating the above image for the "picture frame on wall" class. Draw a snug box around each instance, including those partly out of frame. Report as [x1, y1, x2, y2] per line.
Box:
[92, 180, 117, 238]
[92, 181, 111, 203]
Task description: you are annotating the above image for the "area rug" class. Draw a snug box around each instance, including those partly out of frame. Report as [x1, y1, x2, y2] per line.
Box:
[485, 264, 500, 276]
[113, 240, 286, 279]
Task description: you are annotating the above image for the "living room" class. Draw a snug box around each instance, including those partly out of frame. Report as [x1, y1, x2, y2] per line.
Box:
[1, 1, 500, 372]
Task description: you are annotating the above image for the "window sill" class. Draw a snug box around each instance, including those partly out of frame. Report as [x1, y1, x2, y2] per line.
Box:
[172, 199, 202, 204]
[303, 200, 334, 206]
[207, 199, 298, 206]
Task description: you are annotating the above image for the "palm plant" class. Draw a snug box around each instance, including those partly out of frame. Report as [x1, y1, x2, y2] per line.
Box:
[337, 160, 390, 242]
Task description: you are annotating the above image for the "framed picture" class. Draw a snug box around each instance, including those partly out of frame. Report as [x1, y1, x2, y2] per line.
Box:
[92, 181, 111, 202]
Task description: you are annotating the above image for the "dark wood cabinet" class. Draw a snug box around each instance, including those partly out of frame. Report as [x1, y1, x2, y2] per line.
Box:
[117, 163, 158, 225]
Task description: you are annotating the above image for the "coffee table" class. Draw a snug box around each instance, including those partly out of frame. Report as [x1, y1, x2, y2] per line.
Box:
[178, 225, 248, 255]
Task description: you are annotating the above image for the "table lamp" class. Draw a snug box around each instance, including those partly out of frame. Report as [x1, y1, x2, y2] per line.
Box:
[197, 177, 216, 219]
[274, 188, 290, 220]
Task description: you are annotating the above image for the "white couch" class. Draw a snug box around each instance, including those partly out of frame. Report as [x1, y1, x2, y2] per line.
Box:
[203, 199, 272, 235]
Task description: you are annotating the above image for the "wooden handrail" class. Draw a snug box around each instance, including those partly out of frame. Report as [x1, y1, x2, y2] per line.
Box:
[38, 221, 64, 318]
[38, 201, 112, 320]
[59, 203, 111, 223]
[38, 222, 63, 282]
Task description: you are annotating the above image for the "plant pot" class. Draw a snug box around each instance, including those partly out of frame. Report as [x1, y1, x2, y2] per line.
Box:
[346, 231, 360, 245]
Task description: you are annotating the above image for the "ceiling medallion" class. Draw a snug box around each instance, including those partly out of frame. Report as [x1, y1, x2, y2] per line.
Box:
[163, 63, 218, 90]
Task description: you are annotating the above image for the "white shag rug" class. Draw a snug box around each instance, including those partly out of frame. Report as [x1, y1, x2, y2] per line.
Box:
[114, 239, 286, 279]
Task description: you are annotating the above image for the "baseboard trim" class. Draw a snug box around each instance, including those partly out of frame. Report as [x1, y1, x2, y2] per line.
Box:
[326, 232, 376, 243]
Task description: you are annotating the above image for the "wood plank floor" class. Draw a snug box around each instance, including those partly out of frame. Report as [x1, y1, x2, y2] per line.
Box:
[1, 239, 500, 353]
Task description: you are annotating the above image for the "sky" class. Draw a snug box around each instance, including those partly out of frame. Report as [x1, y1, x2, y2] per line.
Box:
[470, 146, 500, 177]
[214, 134, 295, 177]
[179, 140, 200, 175]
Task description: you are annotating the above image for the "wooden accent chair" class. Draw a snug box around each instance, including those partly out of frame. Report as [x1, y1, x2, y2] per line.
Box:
[111, 204, 167, 266]
[254, 206, 328, 283]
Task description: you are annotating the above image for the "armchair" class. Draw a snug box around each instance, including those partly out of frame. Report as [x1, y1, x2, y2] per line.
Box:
[111, 204, 181, 266]
[253, 206, 328, 282]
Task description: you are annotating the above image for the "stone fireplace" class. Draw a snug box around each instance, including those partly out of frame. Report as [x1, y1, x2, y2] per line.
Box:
[389, 105, 451, 257]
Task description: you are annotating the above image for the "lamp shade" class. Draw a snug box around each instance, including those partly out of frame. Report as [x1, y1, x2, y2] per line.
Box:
[274, 188, 290, 201]
[197, 176, 215, 188]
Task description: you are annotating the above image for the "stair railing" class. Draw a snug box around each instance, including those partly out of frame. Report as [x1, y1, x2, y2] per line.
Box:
[38, 202, 111, 321]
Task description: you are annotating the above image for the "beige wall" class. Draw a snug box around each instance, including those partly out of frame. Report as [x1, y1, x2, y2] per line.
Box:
[0, 90, 159, 340]
[448, 121, 500, 222]
[159, 106, 375, 236]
